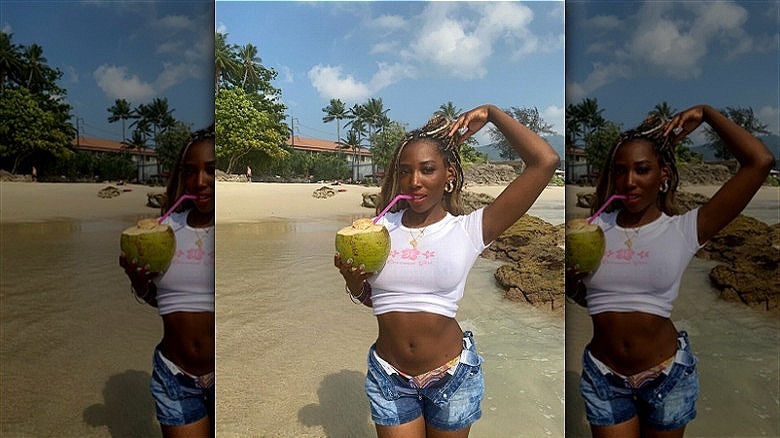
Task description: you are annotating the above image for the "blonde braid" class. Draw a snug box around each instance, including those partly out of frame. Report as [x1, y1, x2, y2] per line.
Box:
[594, 114, 680, 216]
[376, 114, 466, 216]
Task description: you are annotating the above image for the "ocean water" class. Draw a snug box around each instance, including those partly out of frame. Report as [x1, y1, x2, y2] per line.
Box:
[1, 217, 164, 437]
[215, 201, 567, 437]
[565, 197, 780, 437]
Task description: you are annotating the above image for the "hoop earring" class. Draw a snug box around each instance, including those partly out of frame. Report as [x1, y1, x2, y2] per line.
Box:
[659, 179, 670, 193]
[445, 180, 454, 193]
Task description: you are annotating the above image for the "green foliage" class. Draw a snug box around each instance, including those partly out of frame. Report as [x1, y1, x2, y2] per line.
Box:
[369, 120, 406, 171]
[566, 98, 606, 149]
[0, 87, 74, 173]
[583, 121, 621, 175]
[215, 87, 288, 173]
[490, 107, 556, 160]
[706, 107, 769, 160]
[254, 149, 349, 181]
[155, 122, 193, 173]
[49, 150, 134, 181]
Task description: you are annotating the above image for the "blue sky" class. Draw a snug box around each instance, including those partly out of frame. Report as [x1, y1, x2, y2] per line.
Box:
[215, 1, 565, 146]
[566, 1, 780, 144]
[1, 1, 214, 141]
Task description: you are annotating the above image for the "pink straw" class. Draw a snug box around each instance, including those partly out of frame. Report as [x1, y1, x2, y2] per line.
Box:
[158, 194, 197, 223]
[587, 194, 627, 224]
[373, 194, 413, 224]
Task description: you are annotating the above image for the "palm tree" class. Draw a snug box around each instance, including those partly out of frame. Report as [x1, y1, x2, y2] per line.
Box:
[215, 31, 239, 92]
[651, 102, 676, 120]
[566, 97, 605, 148]
[435, 101, 462, 120]
[0, 32, 23, 93]
[237, 43, 262, 90]
[23, 43, 47, 90]
[107, 98, 135, 142]
[341, 129, 363, 182]
[122, 128, 149, 182]
[135, 98, 175, 179]
[322, 98, 350, 160]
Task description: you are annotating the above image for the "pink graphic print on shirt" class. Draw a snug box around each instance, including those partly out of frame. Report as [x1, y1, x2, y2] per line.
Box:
[602, 247, 649, 267]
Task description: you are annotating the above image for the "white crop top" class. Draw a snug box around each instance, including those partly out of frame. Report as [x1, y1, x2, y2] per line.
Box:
[154, 210, 215, 315]
[584, 208, 703, 318]
[370, 208, 489, 318]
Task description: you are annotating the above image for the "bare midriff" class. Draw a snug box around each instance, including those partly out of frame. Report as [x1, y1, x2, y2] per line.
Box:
[589, 311, 679, 376]
[375, 312, 464, 377]
[160, 311, 215, 376]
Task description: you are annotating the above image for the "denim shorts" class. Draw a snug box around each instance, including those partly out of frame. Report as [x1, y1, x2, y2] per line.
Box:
[579, 331, 699, 430]
[149, 346, 215, 427]
[365, 331, 484, 431]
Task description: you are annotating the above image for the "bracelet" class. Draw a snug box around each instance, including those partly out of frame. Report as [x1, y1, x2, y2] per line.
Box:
[131, 282, 157, 305]
[346, 281, 370, 305]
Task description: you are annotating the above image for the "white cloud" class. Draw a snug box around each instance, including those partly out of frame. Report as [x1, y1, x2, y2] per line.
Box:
[308, 64, 371, 102]
[93, 65, 156, 101]
[215, 22, 228, 34]
[542, 105, 565, 135]
[308, 62, 414, 102]
[369, 14, 406, 30]
[576, 2, 758, 94]
[758, 105, 780, 135]
[279, 65, 294, 84]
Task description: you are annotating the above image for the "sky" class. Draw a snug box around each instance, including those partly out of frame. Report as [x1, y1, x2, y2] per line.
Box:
[215, 1, 565, 146]
[1, 1, 215, 142]
[566, 1, 780, 144]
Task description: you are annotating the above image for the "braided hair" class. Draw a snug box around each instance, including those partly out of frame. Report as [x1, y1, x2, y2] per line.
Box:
[593, 114, 680, 216]
[164, 124, 216, 214]
[376, 114, 466, 216]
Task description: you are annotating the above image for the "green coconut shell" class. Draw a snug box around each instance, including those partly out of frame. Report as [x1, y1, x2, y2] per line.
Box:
[121, 218, 176, 272]
[335, 218, 391, 273]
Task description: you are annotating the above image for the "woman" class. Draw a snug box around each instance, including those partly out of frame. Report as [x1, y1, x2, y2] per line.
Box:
[120, 126, 216, 437]
[334, 104, 560, 437]
[569, 105, 774, 438]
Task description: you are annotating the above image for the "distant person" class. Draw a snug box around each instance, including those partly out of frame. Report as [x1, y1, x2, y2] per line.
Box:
[120, 126, 216, 437]
[246, 165, 252, 182]
[31, 166, 37, 182]
[567, 105, 773, 438]
[335, 104, 559, 437]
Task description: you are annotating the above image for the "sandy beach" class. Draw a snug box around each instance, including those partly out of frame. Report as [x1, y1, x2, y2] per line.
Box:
[1, 180, 776, 437]
[216, 182, 565, 224]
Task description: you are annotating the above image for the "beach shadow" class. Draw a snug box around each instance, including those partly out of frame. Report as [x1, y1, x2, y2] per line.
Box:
[565, 370, 590, 438]
[298, 369, 374, 437]
[83, 369, 161, 437]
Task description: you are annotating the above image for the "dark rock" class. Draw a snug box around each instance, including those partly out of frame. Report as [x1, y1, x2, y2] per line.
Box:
[147, 192, 166, 209]
[312, 186, 336, 199]
[97, 186, 121, 198]
[464, 163, 518, 186]
[362, 192, 379, 209]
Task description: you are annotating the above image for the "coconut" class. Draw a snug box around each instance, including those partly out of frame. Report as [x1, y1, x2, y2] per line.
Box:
[335, 218, 391, 273]
[120, 218, 176, 272]
[565, 218, 606, 273]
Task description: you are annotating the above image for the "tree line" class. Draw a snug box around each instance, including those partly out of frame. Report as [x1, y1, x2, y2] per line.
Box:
[1, 31, 196, 182]
[216, 32, 564, 183]
[566, 97, 771, 178]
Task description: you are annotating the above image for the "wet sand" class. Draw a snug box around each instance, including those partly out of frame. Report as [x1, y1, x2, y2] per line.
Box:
[1, 182, 167, 437]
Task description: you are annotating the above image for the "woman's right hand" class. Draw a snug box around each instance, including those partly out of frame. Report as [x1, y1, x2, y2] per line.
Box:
[334, 253, 373, 295]
[565, 266, 589, 307]
[119, 253, 159, 297]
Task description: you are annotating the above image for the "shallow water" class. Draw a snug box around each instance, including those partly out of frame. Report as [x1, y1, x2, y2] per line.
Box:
[565, 199, 780, 437]
[1, 217, 164, 437]
[215, 212, 565, 437]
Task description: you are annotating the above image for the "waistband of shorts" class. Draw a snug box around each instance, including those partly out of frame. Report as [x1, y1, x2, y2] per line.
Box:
[586, 330, 691, 376]
[370, 331, 480, 373]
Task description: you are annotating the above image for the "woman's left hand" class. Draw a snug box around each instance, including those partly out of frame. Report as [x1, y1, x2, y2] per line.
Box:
[663, 105, 706, 145]
[448, 105, 493, 143]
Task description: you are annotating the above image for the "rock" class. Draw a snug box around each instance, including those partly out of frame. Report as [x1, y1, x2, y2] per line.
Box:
[97, 186, 121, 198]
[679, 163, 732, 186]
[464, 163, 518, 186]
[216, 170, 248, 182]
[312, 186, 336, 199]
[461, 191, 496, 214]
[147, 192, 167, 209]
[699, 214, 779, 314]
[0, 170, 33, 182]
[482, 215, 565, 310]
[362, 192, 379, 209]
[709, 258, 779, 312]
[576, 192, 596, 209]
